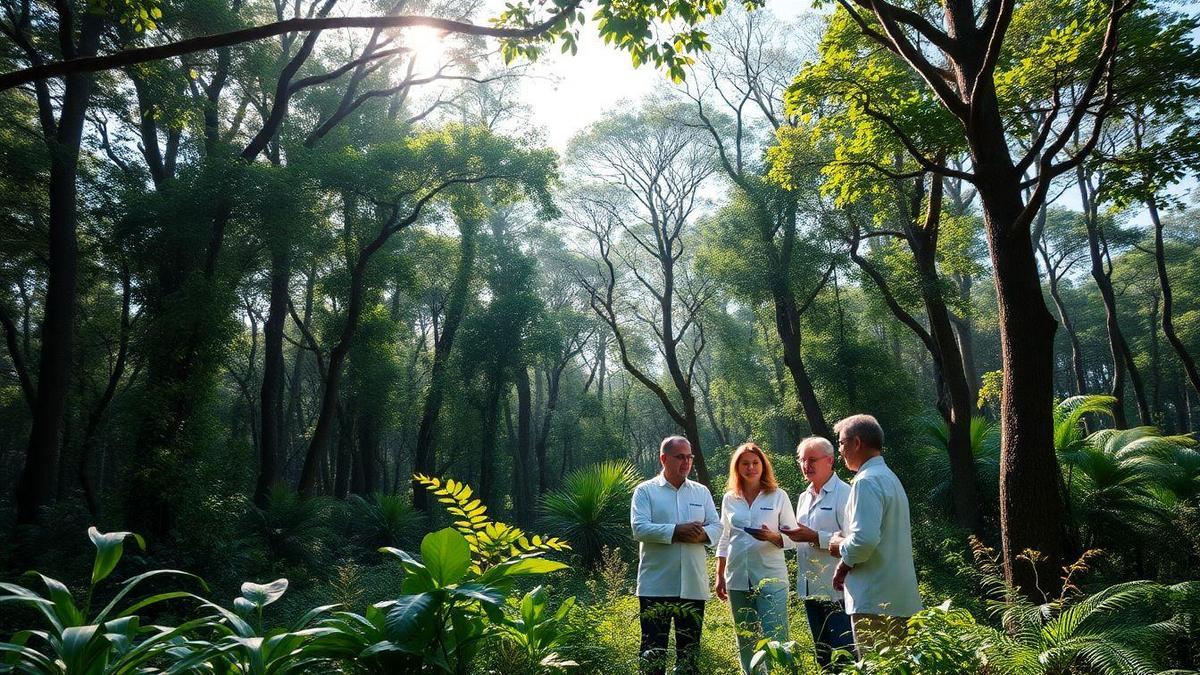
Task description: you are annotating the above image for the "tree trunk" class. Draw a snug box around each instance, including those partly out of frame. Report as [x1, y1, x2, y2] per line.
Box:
[907, 175, 979, 530]
[333, 399, 353, 499]
[977, 171, 1074, 599]
[255, 247, 290, 505]
[411, 224, 477, 510]
[766, 202, 831, 439]
[478, 375, 504, 510]
[513, 365, 534, 524]
[15, 16, 103, 526]
[78, 265, 133, 516]
[1148, 197, 1200, 398]
[534, 361, 568, 497]
[1046, 268, 1087, 396]
[355, 405, 379, 495]
[950, 274, 981, 403]
[1079, 170, 1150, 426]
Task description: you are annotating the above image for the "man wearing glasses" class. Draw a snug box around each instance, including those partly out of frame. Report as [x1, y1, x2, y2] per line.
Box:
[630, 435, 722, 675]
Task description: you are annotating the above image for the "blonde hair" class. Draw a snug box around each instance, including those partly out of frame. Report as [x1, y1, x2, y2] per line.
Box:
[725, 442, 778, 497]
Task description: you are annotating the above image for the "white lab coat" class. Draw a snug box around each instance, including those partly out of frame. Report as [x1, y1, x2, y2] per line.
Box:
[630, 473, 723, 600]
[839, 455, 923, 617]
[795, 473, 851, 600]
[716, 488, 798, 591]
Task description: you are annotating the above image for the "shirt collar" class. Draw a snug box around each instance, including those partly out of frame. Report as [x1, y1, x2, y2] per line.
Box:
[858, 455, 886, 473]
[654, 472, 688, 489]
[807, 472, 845, 497]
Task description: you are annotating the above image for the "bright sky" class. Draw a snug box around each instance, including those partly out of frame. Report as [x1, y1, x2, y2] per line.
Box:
[412, 0, 1197, 220]
[494, 0, 815, 151]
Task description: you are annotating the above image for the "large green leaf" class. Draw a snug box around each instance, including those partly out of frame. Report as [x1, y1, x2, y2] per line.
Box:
[241, 578, 288, 608]
[88, 527, 145, 586]
[29, 573, 82, 627]
[477, 557, 568, 585]
[420, 528, 471, 587]
[384, 593, 441, 650]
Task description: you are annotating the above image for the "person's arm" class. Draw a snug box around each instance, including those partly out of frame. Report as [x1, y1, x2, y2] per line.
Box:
[835, 480, 884, 567]
[716, 556, 728, 601]
[630, 485, 675, 544]
[778, 490, 799, 550]
[700, 488, 722, 547]
[716, 495, 732, 557]
[816, 482, 851, 551]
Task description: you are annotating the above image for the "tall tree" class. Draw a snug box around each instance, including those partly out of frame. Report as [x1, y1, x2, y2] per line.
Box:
[684, 8, 833, 439]
[7, 0, 107, 525]
[781, 0, 1138, 595]
[569, 101, 717, 485]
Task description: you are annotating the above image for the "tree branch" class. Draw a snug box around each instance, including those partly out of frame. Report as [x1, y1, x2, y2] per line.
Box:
[0, 3, 582, 92]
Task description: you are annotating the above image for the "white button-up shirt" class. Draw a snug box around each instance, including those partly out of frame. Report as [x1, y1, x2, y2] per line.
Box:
[839, 455, 923, 617]
[716, 488, 798, 591]
[630, 473, 723, 600]
[795, 473, 851, 600]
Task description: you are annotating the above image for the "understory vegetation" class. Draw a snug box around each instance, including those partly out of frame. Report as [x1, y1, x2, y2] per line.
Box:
[3, 0, 1200, 671]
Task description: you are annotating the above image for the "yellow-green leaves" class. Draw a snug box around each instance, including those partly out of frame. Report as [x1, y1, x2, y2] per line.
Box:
[87, 0, 163, 31]
[494, 0, 730, 82]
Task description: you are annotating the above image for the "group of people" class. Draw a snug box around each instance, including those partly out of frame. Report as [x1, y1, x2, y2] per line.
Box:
[630, 414, 921, 674]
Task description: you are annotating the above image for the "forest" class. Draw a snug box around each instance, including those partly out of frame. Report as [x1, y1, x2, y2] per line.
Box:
[1, 0, 1198, 671]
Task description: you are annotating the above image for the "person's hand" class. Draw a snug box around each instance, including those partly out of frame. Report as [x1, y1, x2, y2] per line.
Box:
[716, 576, 728, 602]
[673, 522, 706, 543]
[780, 523, 818, 544]
[828, 533, 845, 558]
[750, 523, 784, 548]
[833, 561, 851, 592]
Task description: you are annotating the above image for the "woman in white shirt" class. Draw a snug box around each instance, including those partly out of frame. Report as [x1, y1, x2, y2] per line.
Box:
[716, 442, 799, 675]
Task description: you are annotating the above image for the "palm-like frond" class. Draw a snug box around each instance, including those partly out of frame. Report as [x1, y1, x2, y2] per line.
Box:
[1053, 395, 1117, 454]
[917, 414, 1001, 510]
[539, 460, 640, 568]
[970, 575, 1199, 675]
[1061, 426, 1189, 548]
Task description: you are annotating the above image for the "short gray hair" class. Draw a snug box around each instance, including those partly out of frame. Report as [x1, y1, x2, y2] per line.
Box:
[834, 414, 884, 450]
[797, 436, 835, 457]
[660, 435, 690, 456]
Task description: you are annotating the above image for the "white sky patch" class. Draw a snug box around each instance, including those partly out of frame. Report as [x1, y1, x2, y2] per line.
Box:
[488, 0, 814, 152]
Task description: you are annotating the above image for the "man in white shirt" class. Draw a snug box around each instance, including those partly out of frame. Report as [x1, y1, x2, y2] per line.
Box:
[828, 415, 923, 656]
[630, 435, 722, 675]
[781, 436, 854, 668]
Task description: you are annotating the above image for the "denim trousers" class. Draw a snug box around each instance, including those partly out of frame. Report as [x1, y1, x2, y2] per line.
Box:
[727, 580, 789, 675]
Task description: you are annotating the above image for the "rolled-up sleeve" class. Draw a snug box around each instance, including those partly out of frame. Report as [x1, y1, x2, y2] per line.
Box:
[839, 479, 883, 567]
[631, 485, 674, 544]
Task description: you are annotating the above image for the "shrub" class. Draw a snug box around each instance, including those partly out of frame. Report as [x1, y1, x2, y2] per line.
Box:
[0, 527, 211, 674]
[540, 461, 640, 568]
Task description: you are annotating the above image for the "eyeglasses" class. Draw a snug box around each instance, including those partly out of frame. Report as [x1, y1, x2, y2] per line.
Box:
[670, 454, 694, 462]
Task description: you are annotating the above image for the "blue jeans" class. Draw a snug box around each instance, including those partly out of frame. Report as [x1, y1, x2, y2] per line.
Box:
[804, 598, 854, 669]
[728, 581, 789, 675]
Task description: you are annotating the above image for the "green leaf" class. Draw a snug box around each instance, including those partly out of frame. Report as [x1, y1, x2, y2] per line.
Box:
[241, 578, 288, 608]
[420, 528, 471, 587]
[384, 593, 440, 649]
[89, 527, 145, 586]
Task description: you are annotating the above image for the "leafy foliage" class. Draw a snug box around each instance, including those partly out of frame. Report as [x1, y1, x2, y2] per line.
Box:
[0, 528, 210, 674]
[414, 474, 570, 573]
[540, 460, 639, 568]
